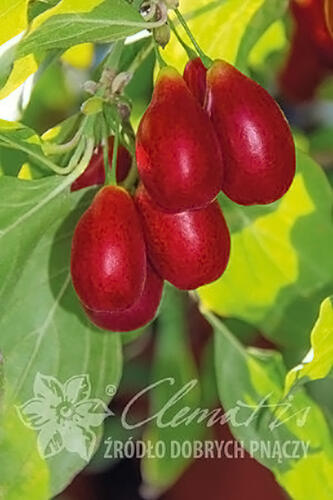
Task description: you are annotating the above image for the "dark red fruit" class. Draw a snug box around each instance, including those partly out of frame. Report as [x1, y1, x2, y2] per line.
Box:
[71, 137, 132, 192]
[279, 26, 329, 102]
[280, 0, 333, 102]
[206, 60, 296, 206]
[136, 66, 224, 213]
[71, 186, 146, 312]
[291, 0, 333, 67]
[135, 184, 230, 290]
[84, 262, 163, 332]
[183, 57, 207, 106]
[325, 0, 333, 37]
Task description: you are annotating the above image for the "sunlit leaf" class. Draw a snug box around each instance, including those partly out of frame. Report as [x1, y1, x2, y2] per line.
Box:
[0, 0, 29, 46]
[164, 0, 288, 72]
[285, 297, 333, 394]
[61, 43, 94, 69]
[199, 151, 333, 351]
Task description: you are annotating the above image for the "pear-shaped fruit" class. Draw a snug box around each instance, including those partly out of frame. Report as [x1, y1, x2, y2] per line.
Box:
[206, 60, 296, 205]
[84, 262, 163, 332]
[279, 25, 328, 102]
[291, 0, 333, 66]
[135, 185, 230, 290]
[71, 186, 146, 312]
[136, 66, 224, 213]
[183, 57, 207, 106]
[280, 0, 333, 103]
[71, 137, 131, 192]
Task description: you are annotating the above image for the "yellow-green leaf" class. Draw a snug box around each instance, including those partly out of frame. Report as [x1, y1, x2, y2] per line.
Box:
[164, 0, 288, 72]
[199, 150, 333, 349]
[61, 42, 94, 69]
[0, 54, 38, 100]
[0, 402, 50, 500]
[285, 297, 333, 394]
[0, 0, 29, 46]
[17, 0, 147, 57]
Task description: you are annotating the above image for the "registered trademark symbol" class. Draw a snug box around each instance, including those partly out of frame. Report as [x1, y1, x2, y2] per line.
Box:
[105, 384, 117, 397]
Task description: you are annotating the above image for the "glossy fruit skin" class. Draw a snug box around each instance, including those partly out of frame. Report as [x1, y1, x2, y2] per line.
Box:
[183, 57, 207, 106]
[206, 60, 296, 206]
[71, 137, 132, 192]
[84, 262, 163, 332]
[135, 184, 230, 290]
[71, 186, 146, 312]
[136, 66, 224, 213]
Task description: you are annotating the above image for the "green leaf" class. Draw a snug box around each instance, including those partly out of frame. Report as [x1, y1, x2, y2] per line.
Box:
[0, 44, 18, 91]
[285, 297, 333, 395]
[199, 150, 333, 352]
[0, 0, 29, 45]
[0, 174, 74, 317]
[0, 189, 123, 496]
[0, 400, 50, 500]
[28, 0, 62, 22]
[0, 51, 38, 100]
[165, 0, 288, 72]
[0, 0, 148, 97]
[141, 287, 206, 493]
[0, 119, 57, 174]
[209, 313, 333, 500]
[17, 0, 147, 57]
[249, 20, 287, 70]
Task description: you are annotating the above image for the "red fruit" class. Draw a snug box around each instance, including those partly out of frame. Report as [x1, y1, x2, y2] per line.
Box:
[280, 1, 333, 103]
[325, 0, 333, 38]
[71, 186, 146, 312]
[183, 57, 207, 106]
[291, 0, 333, 67]
[84, 263, 163, 332]
[206, 60, 296, 206]
[279, 25, 329, 102]
[135, 185, 230, 290]
[71, 137, 132, 192]
[136, 66, 224, 213]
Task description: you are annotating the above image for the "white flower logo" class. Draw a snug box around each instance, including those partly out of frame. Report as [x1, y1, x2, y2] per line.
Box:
[16, 373, 113, 460]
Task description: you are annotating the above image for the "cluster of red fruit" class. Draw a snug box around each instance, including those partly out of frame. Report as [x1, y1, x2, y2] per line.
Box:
[280, 0, 333, 102]
[71, 58, 296, 333]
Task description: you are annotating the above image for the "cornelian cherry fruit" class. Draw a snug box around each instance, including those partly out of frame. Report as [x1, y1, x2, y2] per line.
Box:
[280, 0, 333, 103]
[183, 57, 207, 106]
[279, 25, 329, 102]
[84, 262, 163, 332]
[71, 137, 132, 192]
[135, 184, 230, 290]
[206, 60, 296, 205]
[71, 186, 146, 312]
[136, 66, 224, 213]
[291, 0, 333, 67]
[325, 0, 333, 38]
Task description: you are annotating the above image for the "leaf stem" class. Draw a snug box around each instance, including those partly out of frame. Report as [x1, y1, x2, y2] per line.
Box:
[110, 114, 120, 186]
[174, 8, 212, 68]
[168, 17, 197, 60]
[127, 39, 154, 76]
[153, 38, 167, 68]
[101, 114, 111, 184]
